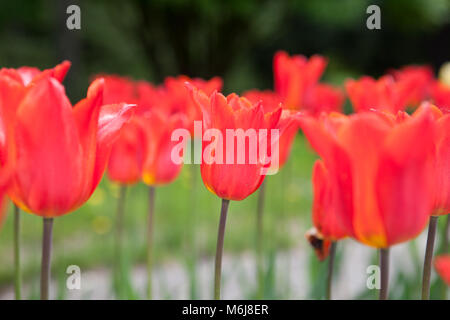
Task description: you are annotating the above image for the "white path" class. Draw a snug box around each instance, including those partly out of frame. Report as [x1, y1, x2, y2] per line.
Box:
[0, 231, 438, 300]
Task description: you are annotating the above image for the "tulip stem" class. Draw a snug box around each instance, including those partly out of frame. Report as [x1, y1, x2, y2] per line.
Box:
[422, 215, 438, 300]
[146, 186, 156, 299]
[188, 161, 198, 299]
[379, 248, 390, 300]
[13, 205, 21, 300]
[256, 180, 266, 299]
[443, 214, 450, 300]
[40, 217, 54, 300]
[114, 184, 127, 298]
[326, 241, 337, 300]
[214, 199, 230, 300]
[444, 214, 449, 253]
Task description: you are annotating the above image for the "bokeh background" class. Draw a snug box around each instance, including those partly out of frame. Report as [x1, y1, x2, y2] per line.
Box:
[0, 0, 449, 299]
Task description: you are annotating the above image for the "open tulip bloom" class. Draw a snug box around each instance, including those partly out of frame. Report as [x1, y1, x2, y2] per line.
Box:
[0, 63, 134, 299]
[188, 84, 292, 299]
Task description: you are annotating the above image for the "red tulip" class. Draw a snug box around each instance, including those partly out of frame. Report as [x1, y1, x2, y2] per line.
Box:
[390, 65, 434, 106]
[141, 108, 188, 186]
[0, 61, 72, 206]
[189, 86, 282, 201]
[5, 75, 134, 217]
[345, 75, 412, 113]
[274, 51, 327, 110]
[300, 106, 436, 248]
[435, 255, 450, 286]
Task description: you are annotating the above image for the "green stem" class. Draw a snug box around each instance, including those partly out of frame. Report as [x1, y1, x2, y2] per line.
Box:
[326, 241, 337, 300]
[422, 215, 438, 300]
[188, 160, 198, 299]
[443, 214, 449, 253]
[379, 248, 390, 300]
[214, 199, 230, 300]
[114, 184, 127, 298]
[256, 180, 266, 299]
[40, 217, 54, 300]
[444, 214, 450, 300]
[13, 205, 21, 300]
[146, 186, 156, 299]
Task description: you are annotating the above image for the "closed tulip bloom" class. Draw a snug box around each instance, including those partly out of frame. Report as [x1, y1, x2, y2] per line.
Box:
[6, 76, 134, 217]
[300, 106, 436, 248]
[190, 86, 282, 201]
[0, 61, 72, 207]
[435, 255, 450, 285]
[0, 61, 75, 299]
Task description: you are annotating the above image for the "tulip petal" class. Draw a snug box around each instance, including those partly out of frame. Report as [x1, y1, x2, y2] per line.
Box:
[90, 102, 135, 194]
[376, 109, 435, 245]
[338, 113, 390, 247]
[312, 160, 348, 240]
[10, 77, 83, 216]
[434, 114, 450, 213]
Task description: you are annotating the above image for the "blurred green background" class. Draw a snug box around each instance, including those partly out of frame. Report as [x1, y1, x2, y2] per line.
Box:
[0, 0, 449, 299]
[1, 0, 449, 99]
